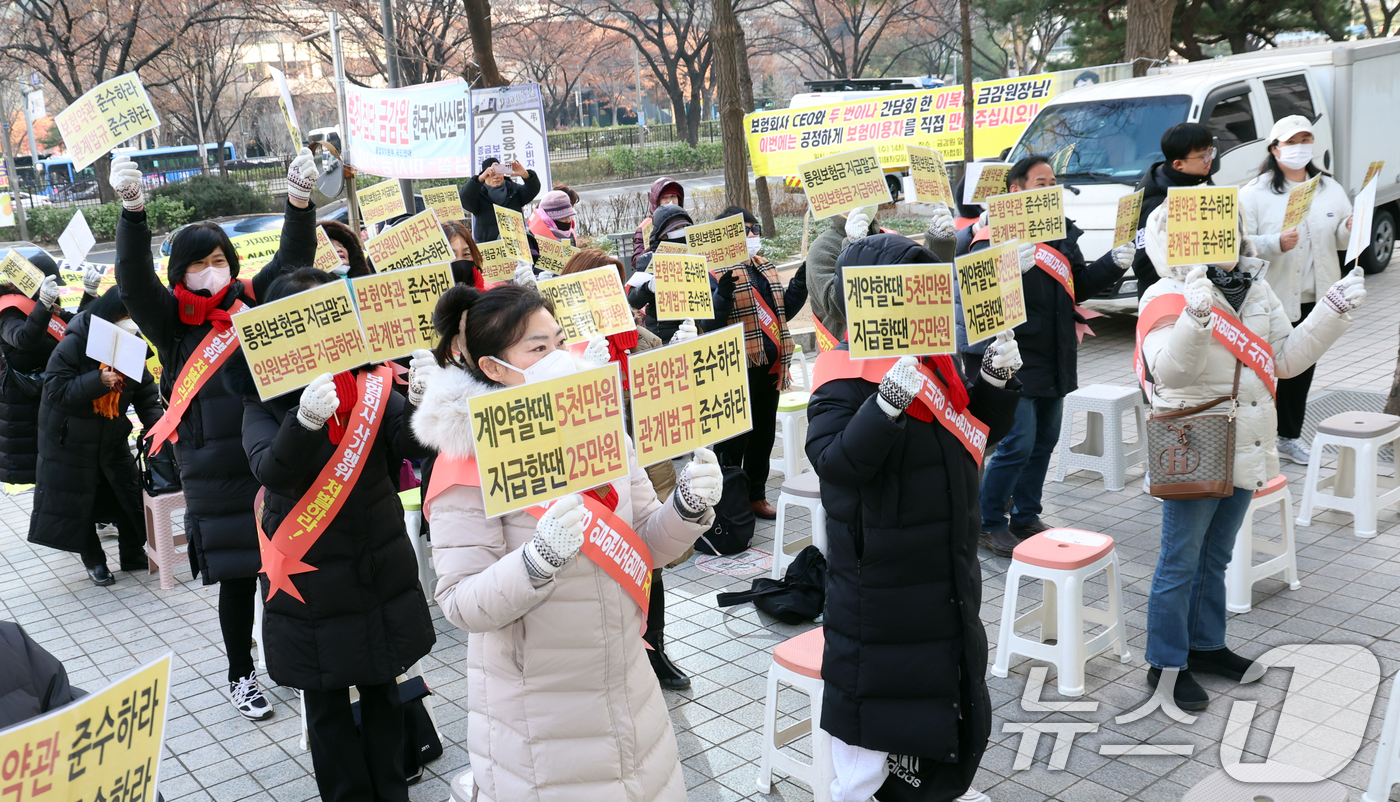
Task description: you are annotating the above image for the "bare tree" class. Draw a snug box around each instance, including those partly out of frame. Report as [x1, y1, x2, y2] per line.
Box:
[768, 0, 944, 80]
[1125, 0, 1175, 75]
[1360, 0, 1400, 36]
[497, 12, 624, 127]
[269, 0, 474, 87]
[462, 0, 508, 86]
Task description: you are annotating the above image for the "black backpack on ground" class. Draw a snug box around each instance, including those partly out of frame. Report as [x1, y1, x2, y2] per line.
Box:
[350, 675, 442, 785]
[716, 545, 826, 624]
[693, 465, 755, 556]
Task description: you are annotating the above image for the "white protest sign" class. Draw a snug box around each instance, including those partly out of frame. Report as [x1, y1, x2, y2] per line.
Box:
[58, 210, 96, 266]
[1347, 178, 1378, 267]
[268, 65, 303, 147]
[471, 84, 551, 189]
[86, 315, 148, 379]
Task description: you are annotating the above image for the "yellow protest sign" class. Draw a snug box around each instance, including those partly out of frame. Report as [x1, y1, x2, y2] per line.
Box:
[228, 230, 283, 271]
[956, 239, 1028, 344]
[0, 655, 170, 802]
[465, 363, 629, 517]
[1165, 187, 1238, 267]
[364, 208, 452, 272]
[1281, 174, 1321, 232]
[313, 225, 344, 274]
[843, 263, 956, 358]
[655, 242, 689, 255]
[357, 179, 408, 227]
[54, 73, 160, 171]
[232, 280, 369, 400]
[685, 214, 748, 269]
[535, 237, 579, 275]
[906, 145, 954, 206]
[537, 267, 635, 345]
[423, 184, 466, 221]
[640, 217, 654, 247]
[1114, 189, 1145, 248]
[629, 324, 751, 465]
[1365, 161, 1386, 186]
[800, 146, 892, 220]
[0, 250, 45, 298]
[968, 164, 1011, 204]
[351, 263, 452, 361]
[986, 185, 1065, 245]
[653, 253, 714, 321]
[495, 205, 531, 261]
[477, 240, 516, 283]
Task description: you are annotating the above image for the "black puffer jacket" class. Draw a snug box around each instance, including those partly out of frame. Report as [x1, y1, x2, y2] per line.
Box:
[28, 312, 162, 555]
[459, 170, 542, 244]
[806, 235, 1020, 783]
[116, 203, 317, 584]
[231, 362, 434, 691]
[0, 292, 82, 484]
[1132, 161, 1214, 299]
[627, 204, 699, 342]
[0, 621, 82, 728]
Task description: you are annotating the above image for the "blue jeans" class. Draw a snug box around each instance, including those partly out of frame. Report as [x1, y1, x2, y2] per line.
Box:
[1146, 486, 1253, 669]
[979, 396, 1063, 531]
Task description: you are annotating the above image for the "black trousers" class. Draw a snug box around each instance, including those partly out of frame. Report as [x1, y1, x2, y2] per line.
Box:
[80, 476, 146, 568]
[646, 568, 666, 640]
[219, 577, 257, 683]
[715, 364, 782, 502]
[303, 682, 407, 802]
[1276, 302, 1317, 440]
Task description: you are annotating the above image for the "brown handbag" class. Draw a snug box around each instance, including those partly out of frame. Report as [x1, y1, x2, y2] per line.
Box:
[1145, 362, 1241, 500]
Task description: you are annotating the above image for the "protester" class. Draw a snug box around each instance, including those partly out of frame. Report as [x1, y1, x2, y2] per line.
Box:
[627, 203, 699, 343]
[526, 189, 580, 256]
[231, 268, 435, 802]
[957, 154, 1135, 556]
[0, 621, 83, 728]
[27, 287, 161, 586]
[319, 220, 371, 277]
[459, 157, 541, 244]
[632, 177, 685, 262]
[1137, 205, 1362, 709]
[808, 205, 880, 338]
[808, 233, 1022, 802]
[413, 283, 722, 802]
[1241, 115, 1354, 465]
[1132, 122, 1217, 298]
[442, 219, 485, 289]
[553, 182, 580, 205]
[113, 149, 320, 720]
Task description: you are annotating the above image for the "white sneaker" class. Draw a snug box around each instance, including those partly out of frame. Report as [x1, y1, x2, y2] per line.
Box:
[956, 790, 991, 802]
[96, 524, 118, 539]
[1277, 437, 1312, 465]
[229, 672, 274, 720]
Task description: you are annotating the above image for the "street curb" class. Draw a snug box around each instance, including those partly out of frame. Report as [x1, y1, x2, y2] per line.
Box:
[573, 169, 728, 193]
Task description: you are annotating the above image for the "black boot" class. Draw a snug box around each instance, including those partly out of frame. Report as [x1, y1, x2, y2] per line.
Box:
[86, 564, 115, 586]
[1146, 667, 1209, 711]
[1189, 647, 1261, 682]
[646, 634, 691, 690]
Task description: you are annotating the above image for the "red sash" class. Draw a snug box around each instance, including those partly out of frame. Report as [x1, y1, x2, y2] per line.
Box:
[1134, 293, 1276, 398]
[812, 350, 990, 465]
[257, 366, 394, 603]
[752, 289, 786, 387]
[0, 295, 65, 340]
[1033, 243, 1101, 343]
[813, 316, 838, 353]
[424, 454, 655, 617]
[954, 216, 979, 231]
[144, 300, 249, 455]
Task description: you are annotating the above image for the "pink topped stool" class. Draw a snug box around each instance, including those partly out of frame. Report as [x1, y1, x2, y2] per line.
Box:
[757, 626, 834, 802]
[142, 490, 187, 590]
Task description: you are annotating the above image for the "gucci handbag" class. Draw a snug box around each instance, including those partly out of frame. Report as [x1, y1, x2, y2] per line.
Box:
[1145, 362, 1241, 500]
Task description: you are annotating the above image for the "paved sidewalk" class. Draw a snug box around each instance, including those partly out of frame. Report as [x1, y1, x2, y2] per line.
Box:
[3, 261, 1400, 802]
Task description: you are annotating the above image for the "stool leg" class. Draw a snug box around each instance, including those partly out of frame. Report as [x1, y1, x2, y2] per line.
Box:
[783, 415, 803, 481]
[1053, 406, 1074, 482]
[1297, 438, 1327, 527]
[1104, 408, 1126, 491]
[1356, 441, 1380, 538]
[1280, 489, 1300, 590]
[1056, 574, 1086, 697]
[1106, 556, 1131, 663]
[1336, 445, 1357, 499]
[1226, 501, 1255, 614]
[756, 665, 780, 794]
[992, 562, 1022, 678]
[770, 417, 787, 480]
[772, 498, 789, 580]
[811, 688, 834, 802]
[298, 689, 308, 751]
[1041, 576, 1059, 644]
[811, 505, 828, 557]
[1363, 674, 1400, 802]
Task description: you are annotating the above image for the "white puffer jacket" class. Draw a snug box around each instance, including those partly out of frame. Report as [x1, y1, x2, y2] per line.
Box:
[1139, 205, 1354, 490]
[412, 363, 712, 802]
[1240, 172, 1352, 322]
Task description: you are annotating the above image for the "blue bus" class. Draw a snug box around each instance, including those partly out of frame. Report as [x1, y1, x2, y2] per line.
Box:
[40, 142, 237, 194]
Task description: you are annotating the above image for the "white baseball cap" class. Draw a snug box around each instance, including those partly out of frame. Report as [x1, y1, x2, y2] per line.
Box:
[1268, 114, 1313, 145]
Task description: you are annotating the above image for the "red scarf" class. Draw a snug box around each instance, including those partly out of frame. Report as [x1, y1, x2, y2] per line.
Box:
[607, 329, 640, 390]
[903, 355, 969, 422]
[326, 371, 358, 444]
[173, 282, 235, 331]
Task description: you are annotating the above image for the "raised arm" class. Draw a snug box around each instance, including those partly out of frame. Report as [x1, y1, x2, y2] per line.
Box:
[113, 210, 179, 355]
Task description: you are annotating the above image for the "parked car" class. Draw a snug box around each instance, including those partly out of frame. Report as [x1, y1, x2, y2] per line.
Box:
[157, 195, 428, 258]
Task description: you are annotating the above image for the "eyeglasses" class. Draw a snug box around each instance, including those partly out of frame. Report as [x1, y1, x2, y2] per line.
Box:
[1186, 147, 1217, 162]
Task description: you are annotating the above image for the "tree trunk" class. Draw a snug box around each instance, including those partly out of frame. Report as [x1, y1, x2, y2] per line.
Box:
[959, 0, 974, 164]
[95, 158, 116, 205]
[685, 83, 702, 146]
[737, 28, 775, 236]
[712, 0, 750, 212]
[1125, 0, 1175, 77]
[462, 0, 508, 87]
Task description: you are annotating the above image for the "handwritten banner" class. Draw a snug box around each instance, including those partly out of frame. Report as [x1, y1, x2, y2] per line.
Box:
[358, 179, 408, 227]
[422, 184, 466, 221]
[685, 214, 748, 269]
[906, 145, 955, 206]
[477, 240, 516, 283]
[313, 226, 343, 274]
[364, 208, 452, 272]
[628, 324, 751, 465]
[1115, 189, 1145, 248]
[956, 239, 1027, 343]
[1281, 174, 1321, 232]
[653, 253, 714, 320]
[537, 267, 634, 345]
[54, 73, 160, 171]
[495, 205, 531, 261]
[0, 250, 46, 298]
[232, 280, 369, 400]
[987, 185, 1065, 245]
[799, 146, 892, 220]
[535, 237, 579, 275]
[843, 263, 955, 358]
[1165, 187, 1238, 267]
[351, 263, 452, 362]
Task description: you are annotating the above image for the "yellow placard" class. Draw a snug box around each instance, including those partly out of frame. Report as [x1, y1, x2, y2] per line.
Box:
[0, 250, 45, 298]
[628, 324, 751, 465]
[906, 145, 955, 206]
[495, 205, 531, 261]
[422, 185, 465, 221]
[54, 73, 160, 171]
[0, 655, 170, 802]
[357, 179, 408, 227]
[843, 264, 956, 358]
[799, 146, 892, 220]
[232, 280, 369, 400]
[535, 237, 579, 275]
[1281, 174, 1321, 232]
[313, 225, 343, 274]
[465, 363, 629, 517]
[956, 239, 1028, 344]
[986, 185, 1065, 245]
[228, 230, 283, 271]
[1365, 161, 1386, 186]
[537, 267, 635, 345]
[364, 208, 452, 273]
[653, 253, 714, 321]
[1114, 189, 1145, 248]
[655, 242, 688, 255]
[685, 214, 748, 269]
[1165, 187, 1239, 267]
[969, 164, 1011, 203]
[477, 240, 517, 283]
[640, 217, 654, 247]
[351, 263, 452, 362]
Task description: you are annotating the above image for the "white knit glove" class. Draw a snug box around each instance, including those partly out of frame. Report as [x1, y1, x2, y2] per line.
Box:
[926, 202, 956, 240]
[82, 264, 105, 296]
[676, 446, 723, 517]
[287, 147, 318, 206]
[513, 261, 537, 289]
[1183, 265, 1214, 320]
[407, 349, 436, 406]
[536, 270, 557, 282]
[36, 275, 59, 308]
[523, 494, 586, 580]
[1018, 241, 1037, 274]
[296, 373, 339, 430]
[1112, 243, 1135, 270]
[1323, 266, 1366, 314]
[845, 211, 872, 243]
[109, 155, 144, 213]
[582, 333, 611, 367]
[876, 355, 922, 418]
[981, 331, 1021, 385]
[669, 318, 698, 345]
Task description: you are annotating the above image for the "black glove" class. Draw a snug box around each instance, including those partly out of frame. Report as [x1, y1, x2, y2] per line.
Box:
[794, 263, 807, 282]
[717, 270, 739, 300]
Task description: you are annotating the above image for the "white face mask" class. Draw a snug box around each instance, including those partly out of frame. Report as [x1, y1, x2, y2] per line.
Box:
[747, 237, 762, 258]
[328, 263, 350, 277]
[490, 349, 576, 384]
[1277, 143, 1314, 170]
[115, 318, 140, 336]
[185, 265, 231, 294]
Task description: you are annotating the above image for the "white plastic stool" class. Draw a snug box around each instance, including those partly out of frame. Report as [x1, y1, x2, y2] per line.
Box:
[757, 627, 833, 802]
[770, 392, 811, 481]
[773, 472, 827, 579]
[1296, 411, 1400, 538]
[789, 344, 812, 389]
[1364, 672, 1400, 802]
[1052, 385, 1146, 492]
[992, 528, 1131, 697]
[400, 488, 433, 601]
[1225, 475, 1300, 614]
[449, 770, 476, 801]
[141, 490, 187, 590]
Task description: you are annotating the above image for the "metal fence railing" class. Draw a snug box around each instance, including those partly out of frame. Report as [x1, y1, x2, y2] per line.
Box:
[547, 121, 720, 163]
[11, 158, 292, 212]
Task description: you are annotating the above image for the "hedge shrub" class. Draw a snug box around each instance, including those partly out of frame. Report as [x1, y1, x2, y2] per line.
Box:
[0, 197, 191, 245]
[151, 176, 269, 222]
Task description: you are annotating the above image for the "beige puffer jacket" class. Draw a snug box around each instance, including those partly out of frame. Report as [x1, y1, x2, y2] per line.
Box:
[1139, 204, 1354, 490]
[411, 363, 712, 802]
